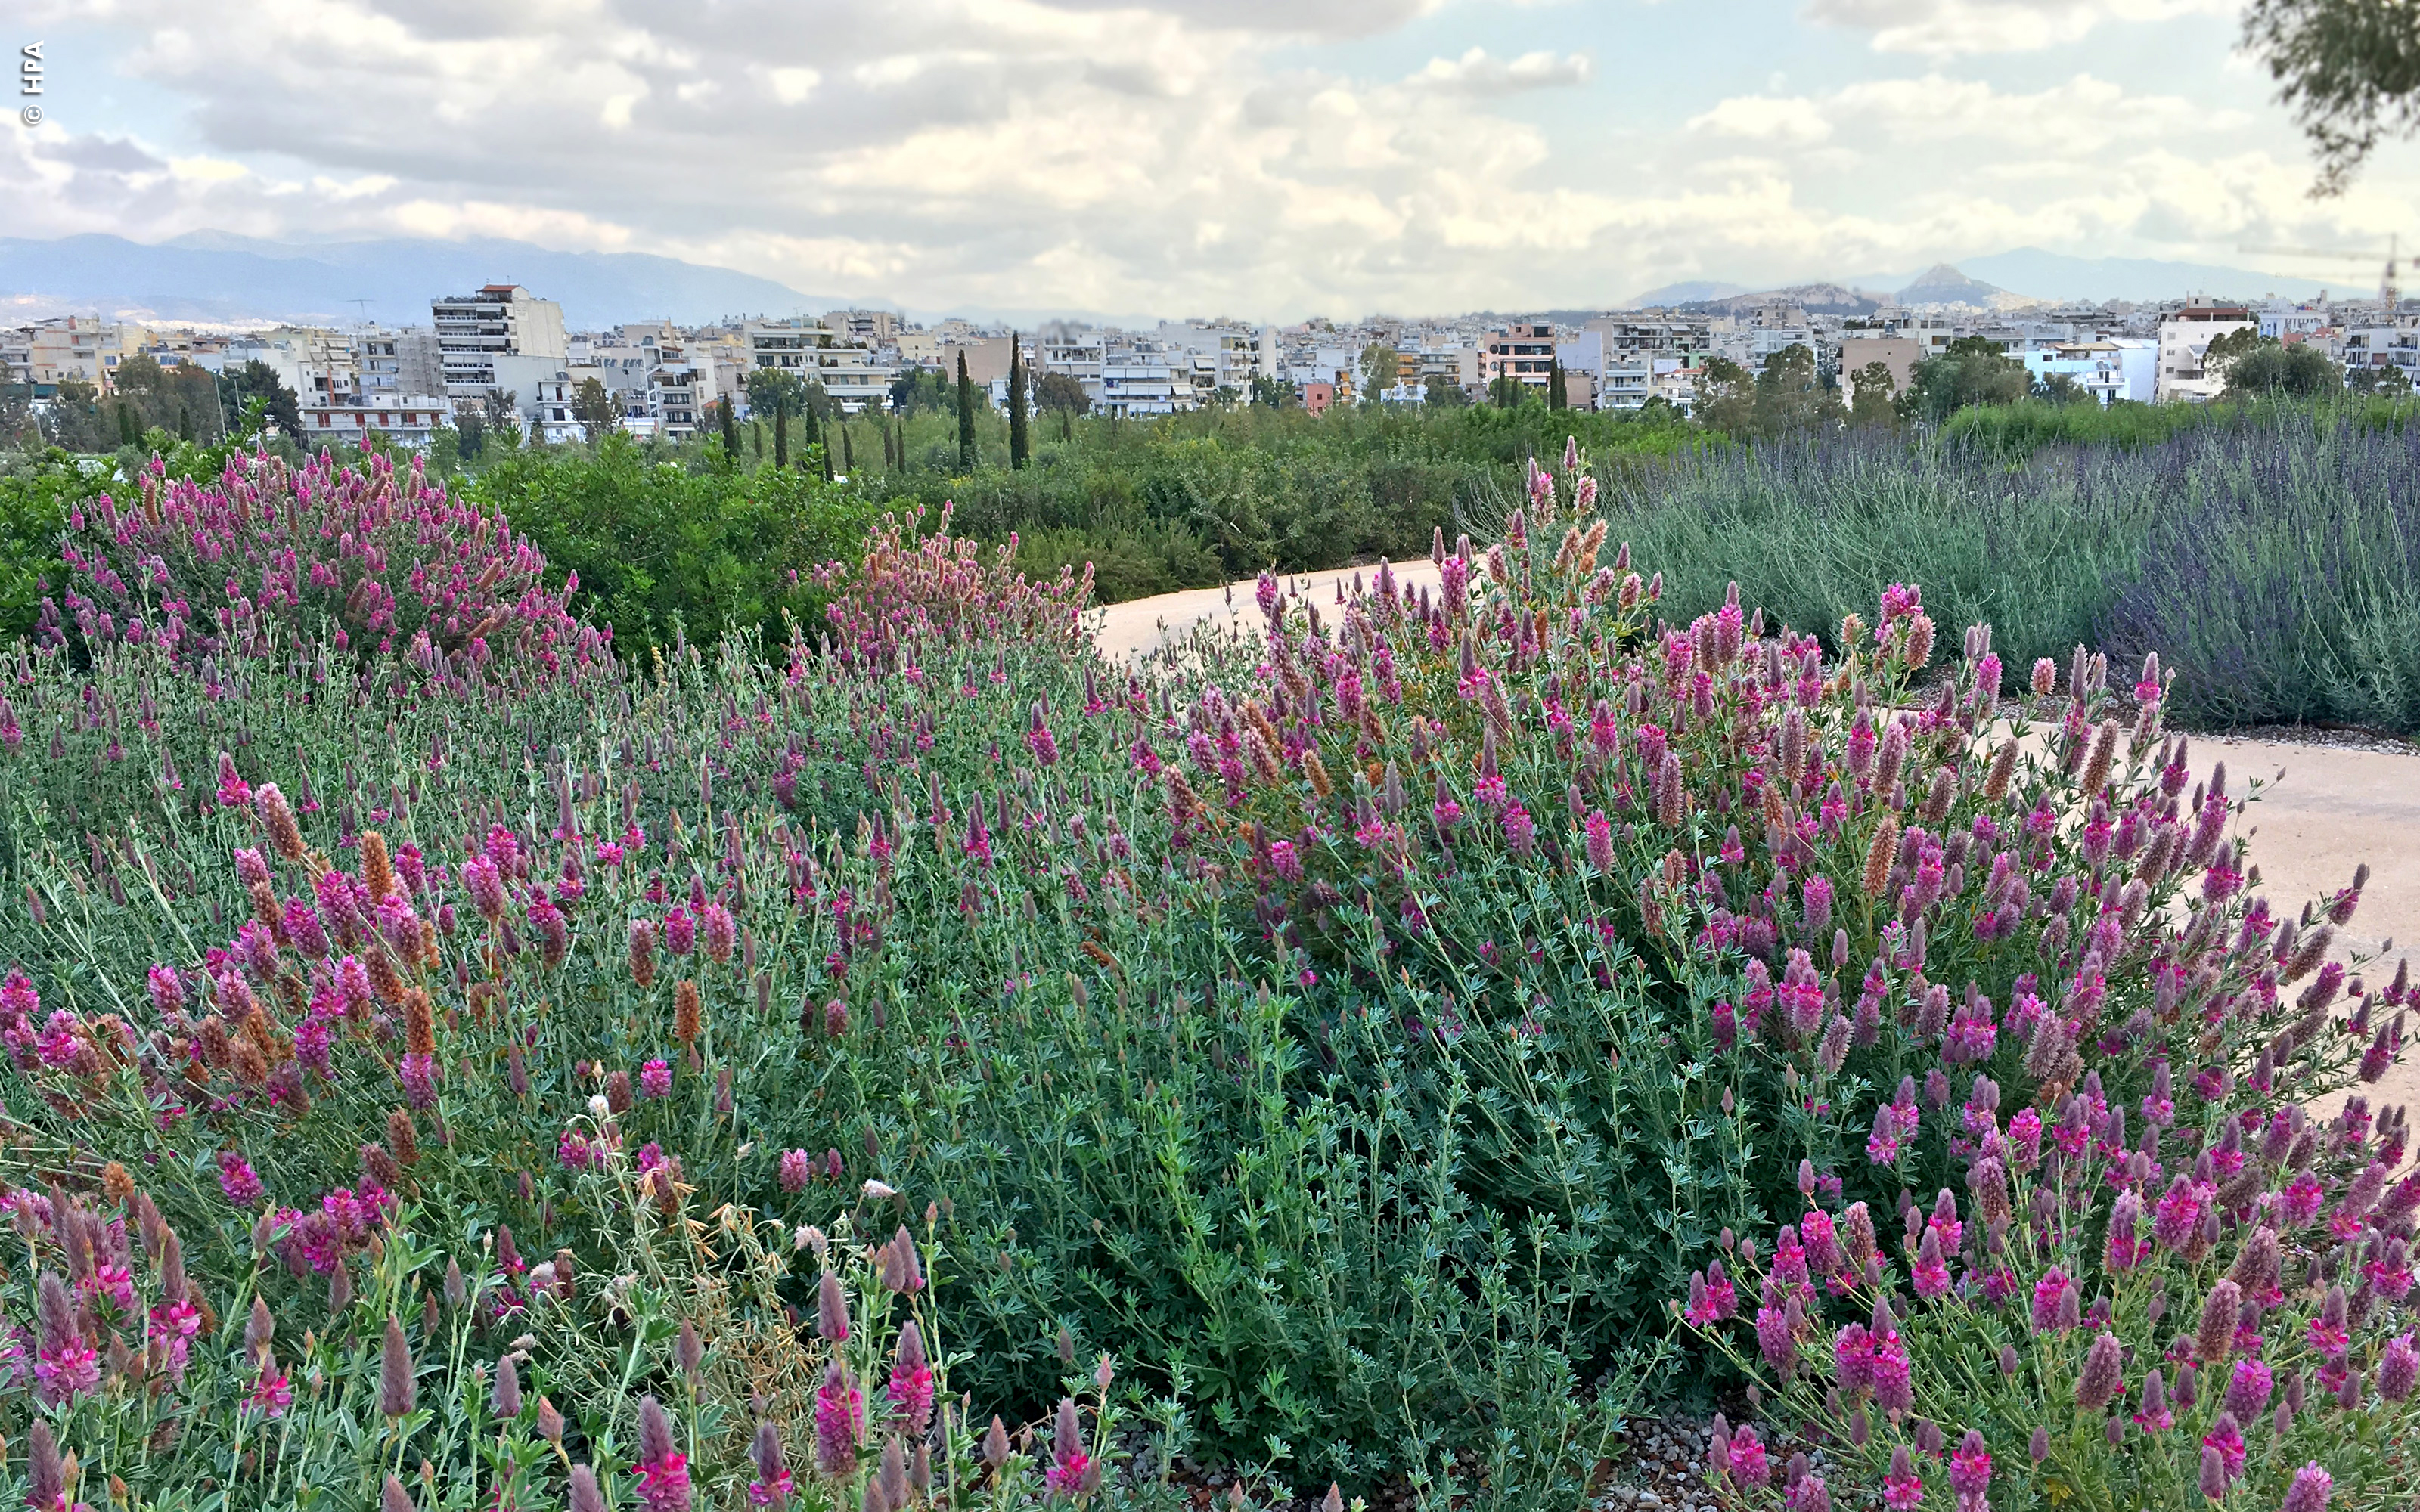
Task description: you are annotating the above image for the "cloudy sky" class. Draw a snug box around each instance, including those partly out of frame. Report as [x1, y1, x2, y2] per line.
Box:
[8, 0, 2418, 318]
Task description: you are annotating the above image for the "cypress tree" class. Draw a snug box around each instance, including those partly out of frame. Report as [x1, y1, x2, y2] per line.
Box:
[774, 399, 789, 470]
[802, 395, 823, 476]
[1549, 360, 1567, 411]
[840, 419, 854, 476]
[178, 407, 193, 442]
[1008, 332, 1030, 469]
[956, 350, 976, 471]
[719, 395, 740, 460]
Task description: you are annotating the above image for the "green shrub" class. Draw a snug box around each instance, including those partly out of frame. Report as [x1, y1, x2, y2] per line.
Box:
[465, 435, 877, 655]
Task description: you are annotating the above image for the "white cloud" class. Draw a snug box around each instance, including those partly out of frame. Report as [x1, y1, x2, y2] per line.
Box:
[1409, 47, 1595, 92]
[1689, 96, 1833, 143]
[763, 67, 823, 104]
[2, 0, 2412, 314]
[1800, 0, 2236, 57]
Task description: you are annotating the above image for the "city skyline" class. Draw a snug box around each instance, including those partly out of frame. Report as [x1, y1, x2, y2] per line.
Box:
[6, 0, 2419, 321]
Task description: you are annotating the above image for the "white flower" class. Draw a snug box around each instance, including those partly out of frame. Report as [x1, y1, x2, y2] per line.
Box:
[863, 1179, 897, 1201]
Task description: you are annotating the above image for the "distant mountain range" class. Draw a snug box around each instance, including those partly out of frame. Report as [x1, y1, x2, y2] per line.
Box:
[1619, 279, 1751, 308]
[1624, 246, 2344, 312]
[0, 232, 2366, 333]
[0, 232, 848, 328]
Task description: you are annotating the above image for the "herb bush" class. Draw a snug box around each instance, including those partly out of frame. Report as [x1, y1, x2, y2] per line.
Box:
[0, 445, 2408, 1510]
[1610, 410, 2420, 735]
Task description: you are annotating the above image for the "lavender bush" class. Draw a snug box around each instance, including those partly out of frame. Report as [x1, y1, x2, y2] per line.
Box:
[1614, 411, 2420, 734]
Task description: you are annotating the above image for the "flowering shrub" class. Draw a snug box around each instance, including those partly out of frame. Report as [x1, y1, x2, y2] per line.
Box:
[47, 446, 607, 685]
[0, 819, 1142, 1512]
[1683, 1068, 2417, 1509]
[2, 444, 2407, 1503]
[814, 504, 1093, 671]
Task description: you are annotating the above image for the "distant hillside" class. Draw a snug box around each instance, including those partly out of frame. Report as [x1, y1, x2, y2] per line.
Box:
[1621, 279, 1750, 308]
[1843, 248, 2336, 305]
[0, 232, 849, 329]
[1957, 247, 2335, 304]
[1674, 282, 1885, 317]
[1894, 262, 2009, 308]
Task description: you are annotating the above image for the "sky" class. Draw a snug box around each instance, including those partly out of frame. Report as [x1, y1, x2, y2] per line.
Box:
[5, 0, 2418, 320]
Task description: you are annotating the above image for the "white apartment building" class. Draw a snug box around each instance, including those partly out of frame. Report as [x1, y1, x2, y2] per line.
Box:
[814, 345, 898, 413]
[431, 286, 569, 410]
[2257, 299, 2332, 342]
[1599, 360, 1653, 409]
[744, 317, 829, 390]
[2021, 339, 2157, 405]
[568, 337, 656, 404]
[647, 360, 715, 435]
[742, 317, 898, 412]
[526, 370, 603, 443]
[1099, 361, 1182, 417]
[1041, 331, 1106, 404]
[356, 332, 414, 402]
[2340, 325, 2420, 383]
[2156, 302, 2252, 402]
[1155, 323, 1261, 395]
[194, 334, 315, 404]
[298, 393, 451, 448]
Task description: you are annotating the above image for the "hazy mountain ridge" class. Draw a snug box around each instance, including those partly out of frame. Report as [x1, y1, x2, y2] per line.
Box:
[0, 234, 2351, 333]
[0, 233, 847, 328]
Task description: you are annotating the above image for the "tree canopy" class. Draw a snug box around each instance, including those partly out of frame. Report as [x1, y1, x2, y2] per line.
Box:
[2225, 340, 2344, 397]
[1900, 336, 2028, 425]
[2245, 0, 2420, 191]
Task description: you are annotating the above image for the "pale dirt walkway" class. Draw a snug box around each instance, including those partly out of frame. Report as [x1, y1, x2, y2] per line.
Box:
[1091, 572, 2418, 1116]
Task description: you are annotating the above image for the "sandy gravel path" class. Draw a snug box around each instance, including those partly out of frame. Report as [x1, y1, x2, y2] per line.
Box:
[1091, 571, 2418, 1115]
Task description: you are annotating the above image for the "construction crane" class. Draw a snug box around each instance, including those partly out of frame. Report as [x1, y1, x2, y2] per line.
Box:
[2236, 235, 2403, 307]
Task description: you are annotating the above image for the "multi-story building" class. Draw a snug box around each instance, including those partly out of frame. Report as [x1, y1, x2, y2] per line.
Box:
[1040, 330, 1107, 404]
[743, 317, 900, 412]
[431, 286, 569, 410]
[744, 317, 833, 379]
[1585, 317, 1714, 367]
[2020, 339, 2158, 405]
[1155, 323, 1261, 396]
[194, 333, 315, 404]
[1832, 334, 1928, 398]
[2156, 301, 2252, 402]
[1099, 361, 1182, 417]
[2339, 324, 2420, 384]
[810, 344, 898, 413]
[647, 358, 716, 436]
[827, 310, 901, 347]
[526, 367, 607, 443]
[1481, 323, 1558, 392]
[2257, 299, 2333, 342]
[19, 316, 120, 392]
[390, 328, 445, 401]
[297, 393, 451, 447]
[356, 332, 412, 402]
